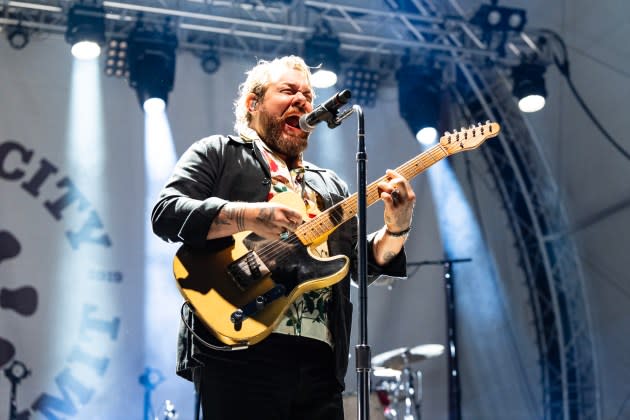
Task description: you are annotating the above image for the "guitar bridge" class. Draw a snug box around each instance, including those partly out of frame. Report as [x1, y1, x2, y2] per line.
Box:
[227, 251, 271, 290]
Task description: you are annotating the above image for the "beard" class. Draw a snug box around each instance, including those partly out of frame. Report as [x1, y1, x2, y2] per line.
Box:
[257, 109, 309, 159]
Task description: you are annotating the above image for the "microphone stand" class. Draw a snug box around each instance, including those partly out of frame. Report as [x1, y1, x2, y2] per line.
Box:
[351, 105, 371, 420]
[407, 258, 472, 420]
[328, 101, 368, 420]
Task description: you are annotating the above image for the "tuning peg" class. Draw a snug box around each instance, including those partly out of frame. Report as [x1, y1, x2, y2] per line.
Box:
[460, 126, 466, 132]
[444, 131, 450, 136]
[478, 122, 483, 126]
[470, 124, 475, 129]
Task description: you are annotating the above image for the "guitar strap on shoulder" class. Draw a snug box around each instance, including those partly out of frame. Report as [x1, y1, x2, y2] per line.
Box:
[180, 302, 249, 351]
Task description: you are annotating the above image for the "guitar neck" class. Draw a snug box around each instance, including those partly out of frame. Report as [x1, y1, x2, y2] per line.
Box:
[297, 143, 448, 244]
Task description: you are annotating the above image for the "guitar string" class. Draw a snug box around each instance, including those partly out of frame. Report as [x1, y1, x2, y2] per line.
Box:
[246, 145, 448, 263]
[232, 126, 492, 269]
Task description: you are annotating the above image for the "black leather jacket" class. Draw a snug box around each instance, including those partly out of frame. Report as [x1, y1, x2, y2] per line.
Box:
[151, 134, 407, 389]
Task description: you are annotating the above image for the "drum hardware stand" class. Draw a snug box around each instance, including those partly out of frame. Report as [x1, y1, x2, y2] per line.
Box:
[4, 360, 31, 420]
[407, 258, 472, 420]
[398, 367, 422, 420]
[139, 366, 170, 420]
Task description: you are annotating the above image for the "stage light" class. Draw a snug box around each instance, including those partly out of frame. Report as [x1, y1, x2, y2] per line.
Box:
[65, 2, 105, 60]
[342, 67, 379, 108]
[304, 21, 340, 88]
[397, 63, 441, 144]
[104, 38, 128, 78]
[471, 3, 527, 32]
[6, 24, 29, 50]
[416, 127, 438, 145]
[512, 61, 547, 113]
[127, 24, 178, 112]
[200, 50, 221, 75]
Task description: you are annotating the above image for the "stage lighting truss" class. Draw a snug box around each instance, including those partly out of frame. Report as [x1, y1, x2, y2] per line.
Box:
[342, 67, 379, 108]
[0, 0, 544, 82]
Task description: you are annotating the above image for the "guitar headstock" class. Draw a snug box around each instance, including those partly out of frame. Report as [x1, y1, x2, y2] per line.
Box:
[439, 121, 501, 155]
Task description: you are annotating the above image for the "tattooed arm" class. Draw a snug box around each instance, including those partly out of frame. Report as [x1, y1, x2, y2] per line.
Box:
[206, 202, 303, 240]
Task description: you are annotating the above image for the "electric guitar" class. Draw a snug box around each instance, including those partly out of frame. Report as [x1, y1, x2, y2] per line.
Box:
[173, 122, 501, 348]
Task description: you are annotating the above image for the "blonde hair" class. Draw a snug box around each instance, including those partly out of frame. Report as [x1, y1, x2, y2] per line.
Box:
[234, 55, 314, 134]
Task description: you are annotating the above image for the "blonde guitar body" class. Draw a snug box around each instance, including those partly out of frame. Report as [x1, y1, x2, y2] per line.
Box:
[172, 122, 501, 348]
[173, 191, 349, 347]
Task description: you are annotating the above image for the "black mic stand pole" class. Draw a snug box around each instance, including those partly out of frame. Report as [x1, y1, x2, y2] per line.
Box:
[407, 257, 472, 420]
[352, 104, 371, 420]
[327, 100, 367, 420]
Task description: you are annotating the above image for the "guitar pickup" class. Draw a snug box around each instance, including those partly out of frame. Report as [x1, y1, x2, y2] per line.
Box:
[227, 251, 271, 290]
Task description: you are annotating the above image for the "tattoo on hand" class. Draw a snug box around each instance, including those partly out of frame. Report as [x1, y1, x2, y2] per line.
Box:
[256, 207, 274, 227]
[235, 208, 246, 231]
[214, 208, 233, 226]
[215, 205, 246, 230]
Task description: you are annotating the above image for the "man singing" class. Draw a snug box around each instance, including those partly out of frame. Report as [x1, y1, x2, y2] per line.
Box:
[152, 55, 416, 420]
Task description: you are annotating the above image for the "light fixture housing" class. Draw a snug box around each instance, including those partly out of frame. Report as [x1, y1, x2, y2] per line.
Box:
[104, 38, 128, 78]
[200, 50, 221, 75]
[7, 24, 29, 50]
[304, 21, 340, 88]
[127, 25, 178, 112]
[397, 63, 441, 144]
[471, 4, 527, 32]
[512, 61, 547, 113]
[65, 3, 106, 60]
[342, 67, 379, 108]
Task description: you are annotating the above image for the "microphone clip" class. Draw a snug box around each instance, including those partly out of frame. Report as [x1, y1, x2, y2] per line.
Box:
[299, 89, 353, 132]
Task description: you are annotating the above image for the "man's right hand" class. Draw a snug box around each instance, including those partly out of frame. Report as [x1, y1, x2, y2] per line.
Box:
[207, 202, 303, 240]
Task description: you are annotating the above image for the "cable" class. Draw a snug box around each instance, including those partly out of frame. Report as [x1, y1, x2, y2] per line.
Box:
[179, 302, 248, 352]
[539, 29, 630, 161]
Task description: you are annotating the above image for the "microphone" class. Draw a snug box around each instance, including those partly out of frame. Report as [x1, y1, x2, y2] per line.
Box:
[299, 89, 352, 132]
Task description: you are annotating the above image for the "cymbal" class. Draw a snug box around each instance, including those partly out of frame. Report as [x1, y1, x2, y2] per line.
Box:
[372, 344, 445, 370]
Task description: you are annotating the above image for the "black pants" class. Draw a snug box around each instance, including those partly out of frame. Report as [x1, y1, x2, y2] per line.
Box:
[194, 334, 344, 420]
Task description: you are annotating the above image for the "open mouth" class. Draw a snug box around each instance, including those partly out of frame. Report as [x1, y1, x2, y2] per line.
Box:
[284, 115, 301, 130]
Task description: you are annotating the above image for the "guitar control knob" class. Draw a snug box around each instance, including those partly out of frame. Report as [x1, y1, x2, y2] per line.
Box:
[255, 296, 266, 310]
[230, 310, 244, 331]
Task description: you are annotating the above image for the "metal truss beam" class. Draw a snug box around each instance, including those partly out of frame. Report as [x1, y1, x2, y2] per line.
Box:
[452, 62, 599, 420]
[0, 0, 535, 76]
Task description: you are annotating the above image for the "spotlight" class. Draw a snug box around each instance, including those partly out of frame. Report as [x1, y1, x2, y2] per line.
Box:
[342, 67, 379, 108]
[200, 50, 221, 75]
[304, 21, 340, 88]
[397, 63, 441, 145]
[471, 3, 527, 32]
[65, 2, 106, 60]
[512, 61, 547, 113]
[127, 25, 178, 112]
[7, 24, 29, 50]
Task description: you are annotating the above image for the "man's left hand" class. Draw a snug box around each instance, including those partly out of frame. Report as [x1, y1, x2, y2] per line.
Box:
[377, 169, 416, 233]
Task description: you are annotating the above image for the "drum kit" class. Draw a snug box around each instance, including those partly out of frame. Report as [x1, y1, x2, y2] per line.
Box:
[343, 343, 444, 420]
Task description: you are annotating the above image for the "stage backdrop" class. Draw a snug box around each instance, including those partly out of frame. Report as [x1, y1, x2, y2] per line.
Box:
[1, 36, 539, 419]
